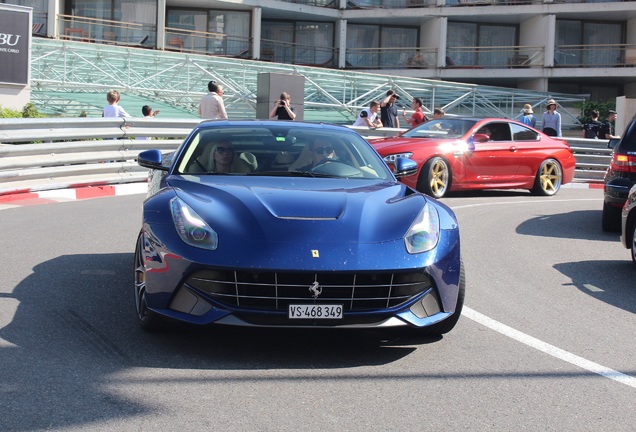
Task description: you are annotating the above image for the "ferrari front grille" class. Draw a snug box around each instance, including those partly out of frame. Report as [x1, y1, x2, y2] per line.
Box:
[185, 270, 433, 312]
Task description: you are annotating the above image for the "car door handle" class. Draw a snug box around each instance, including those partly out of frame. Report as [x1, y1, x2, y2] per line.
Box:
[509, 146, 517, 152]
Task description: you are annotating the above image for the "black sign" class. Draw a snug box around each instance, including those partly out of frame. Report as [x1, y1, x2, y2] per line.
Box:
[0, 8, 29, 86]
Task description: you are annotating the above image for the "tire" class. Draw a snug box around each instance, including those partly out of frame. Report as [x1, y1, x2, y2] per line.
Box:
[134, 231, 163, 332]
[418, 157, 451, 198]
[531, 158, 562, 196]
[422, 259, 465, 336]
[630, 220, 636, 268]
[602, 201, 622, 232]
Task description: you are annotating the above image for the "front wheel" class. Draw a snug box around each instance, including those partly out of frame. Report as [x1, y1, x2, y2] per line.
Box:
[134, 231, 163, 332]
[630, 220, 636, 268]
[531, 158, 562, 196]
[418, 157, 451, 198]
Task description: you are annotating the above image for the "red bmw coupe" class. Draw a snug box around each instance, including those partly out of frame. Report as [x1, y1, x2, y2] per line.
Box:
[370, 117, 576, 198]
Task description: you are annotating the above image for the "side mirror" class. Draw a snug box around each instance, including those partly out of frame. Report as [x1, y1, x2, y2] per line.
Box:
[608, 138, 620, 150]
[472, 133, 490, 143]
[394, 157, 418, 178]
[137, 149, 168, 171]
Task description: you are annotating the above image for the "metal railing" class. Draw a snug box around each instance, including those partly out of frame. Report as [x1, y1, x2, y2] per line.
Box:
[0, 118, 610, 196]
[346, 47, 438, 69]
[445, 46, 545, 69]
[57, 14, 155, 47]
[164, 27, 252, 58]
[259, 38, 337, 67]
[555, 44, 636, 68]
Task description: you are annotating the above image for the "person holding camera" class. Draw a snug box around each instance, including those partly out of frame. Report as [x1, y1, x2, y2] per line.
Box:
[380, 90, 400, 128]
[269, 92, 296, 120]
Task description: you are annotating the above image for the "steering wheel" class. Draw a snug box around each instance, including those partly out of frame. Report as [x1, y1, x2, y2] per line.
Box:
[310, 159, 363, 177]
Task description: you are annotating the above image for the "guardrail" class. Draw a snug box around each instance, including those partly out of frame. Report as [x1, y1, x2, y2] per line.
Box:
[0, 118, 610, 196]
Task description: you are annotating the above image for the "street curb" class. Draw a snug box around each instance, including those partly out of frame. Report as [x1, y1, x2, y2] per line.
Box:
[0, 183, 149, 209]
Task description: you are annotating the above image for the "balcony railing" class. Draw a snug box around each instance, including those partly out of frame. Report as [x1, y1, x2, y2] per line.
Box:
[345, 47, 438, 69]
[555, 44, 636, 68]
[57, 14, 154, 47]
[276, 0, 338, 7]
[445, 46, 544, 68]
[283, 0, 634, 7]
[260, 39, 337, 67]
[165, 27, 252, 58]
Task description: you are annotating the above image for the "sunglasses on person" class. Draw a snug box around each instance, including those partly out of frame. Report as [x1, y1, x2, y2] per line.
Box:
[215, 146, 234, 154]
[312, 146, 334, 156]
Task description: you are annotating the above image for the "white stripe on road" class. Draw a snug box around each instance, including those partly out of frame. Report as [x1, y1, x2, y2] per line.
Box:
[462, 306, 636, 389]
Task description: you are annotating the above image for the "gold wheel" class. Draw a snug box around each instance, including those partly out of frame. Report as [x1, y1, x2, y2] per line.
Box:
[420, 157, 450, 198]
[533, 159, 562, 196]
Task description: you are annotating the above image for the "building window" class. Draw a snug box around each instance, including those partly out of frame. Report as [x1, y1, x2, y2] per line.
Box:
[346, 24, 417, 68]
[447, 22, 517, 67]
[166, 9, 250, 56]
[262, 20, 334, 66]
[556, 20, 623, 67]
[3, 0, 48, 33]
[65, 0, 157, 45]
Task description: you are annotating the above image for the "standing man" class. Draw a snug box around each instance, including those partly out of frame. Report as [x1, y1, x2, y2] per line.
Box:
[582, 109, 601, 139]
[402, 97, 426, 128]
[198, 81, 228, 120]
[352, 101, 383, 128]
[380, 90, 400, 128]
[598, 110, 620, 139]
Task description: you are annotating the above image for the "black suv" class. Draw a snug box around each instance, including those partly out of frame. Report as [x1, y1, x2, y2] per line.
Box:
[602, 117, 636, 231]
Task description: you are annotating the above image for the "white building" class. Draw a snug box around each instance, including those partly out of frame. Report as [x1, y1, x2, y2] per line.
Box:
[8, 0, 636, 113]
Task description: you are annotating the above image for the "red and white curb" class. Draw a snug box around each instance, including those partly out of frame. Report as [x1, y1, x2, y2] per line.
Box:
[0, 183, 149, 210]
[0, 181, 603, 210]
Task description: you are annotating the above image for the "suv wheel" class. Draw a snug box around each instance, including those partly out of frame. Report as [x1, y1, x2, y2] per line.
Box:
[602, 202, 621, 232]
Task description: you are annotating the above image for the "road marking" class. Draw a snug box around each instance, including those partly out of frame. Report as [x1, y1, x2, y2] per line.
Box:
[451, 198, 600, 210]
[583, 283, 604, 292]
[462, 306, 636, 389]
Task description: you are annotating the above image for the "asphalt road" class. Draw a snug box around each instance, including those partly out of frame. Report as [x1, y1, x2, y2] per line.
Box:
[1, 187, 635, 431]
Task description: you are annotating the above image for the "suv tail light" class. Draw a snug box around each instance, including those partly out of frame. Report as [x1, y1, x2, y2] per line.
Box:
[610, 154, 636, 173]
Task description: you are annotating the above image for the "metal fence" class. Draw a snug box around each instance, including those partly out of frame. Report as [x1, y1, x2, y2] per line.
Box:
[0, 118, 610, 196]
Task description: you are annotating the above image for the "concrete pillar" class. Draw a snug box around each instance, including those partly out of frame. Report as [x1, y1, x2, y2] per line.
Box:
[256, 73, 305, 121]
[156, 0, 166, 49]
[336, 19, 346, 69]
[436, 17, 447, 69]
[49, 0, 60, 38]
[252, 7, 261, 59]
[615, 96, 636, 135]
[519, 15, 550, 67]
[420, 17, 445, 69]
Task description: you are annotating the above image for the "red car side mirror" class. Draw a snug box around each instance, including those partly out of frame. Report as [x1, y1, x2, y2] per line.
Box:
[472, 133, 490, 143]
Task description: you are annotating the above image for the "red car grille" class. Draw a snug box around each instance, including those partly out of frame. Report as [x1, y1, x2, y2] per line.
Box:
[185, 270, 433, 312]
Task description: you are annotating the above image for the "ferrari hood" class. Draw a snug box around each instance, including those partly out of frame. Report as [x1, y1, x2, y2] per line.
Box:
[168, 176, 428, 244]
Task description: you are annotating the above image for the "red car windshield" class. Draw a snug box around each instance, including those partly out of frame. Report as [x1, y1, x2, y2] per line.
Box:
[402, 119, 479, 139]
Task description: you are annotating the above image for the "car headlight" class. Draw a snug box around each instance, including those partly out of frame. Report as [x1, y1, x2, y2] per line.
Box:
[383, 152, 413, 163]
[170, 197, 218, 250]
[404, 204, 440, 254]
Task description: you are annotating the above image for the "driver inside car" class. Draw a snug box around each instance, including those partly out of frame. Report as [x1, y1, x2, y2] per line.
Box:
[298, 137, 336, 171]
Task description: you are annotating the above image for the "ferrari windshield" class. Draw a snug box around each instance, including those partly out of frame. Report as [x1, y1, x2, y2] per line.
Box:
[401, 119, 479, 139]
[174, 124, 393, 180]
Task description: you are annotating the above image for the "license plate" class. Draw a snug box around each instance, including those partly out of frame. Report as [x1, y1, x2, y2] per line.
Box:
[288, 304, 343, 319]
